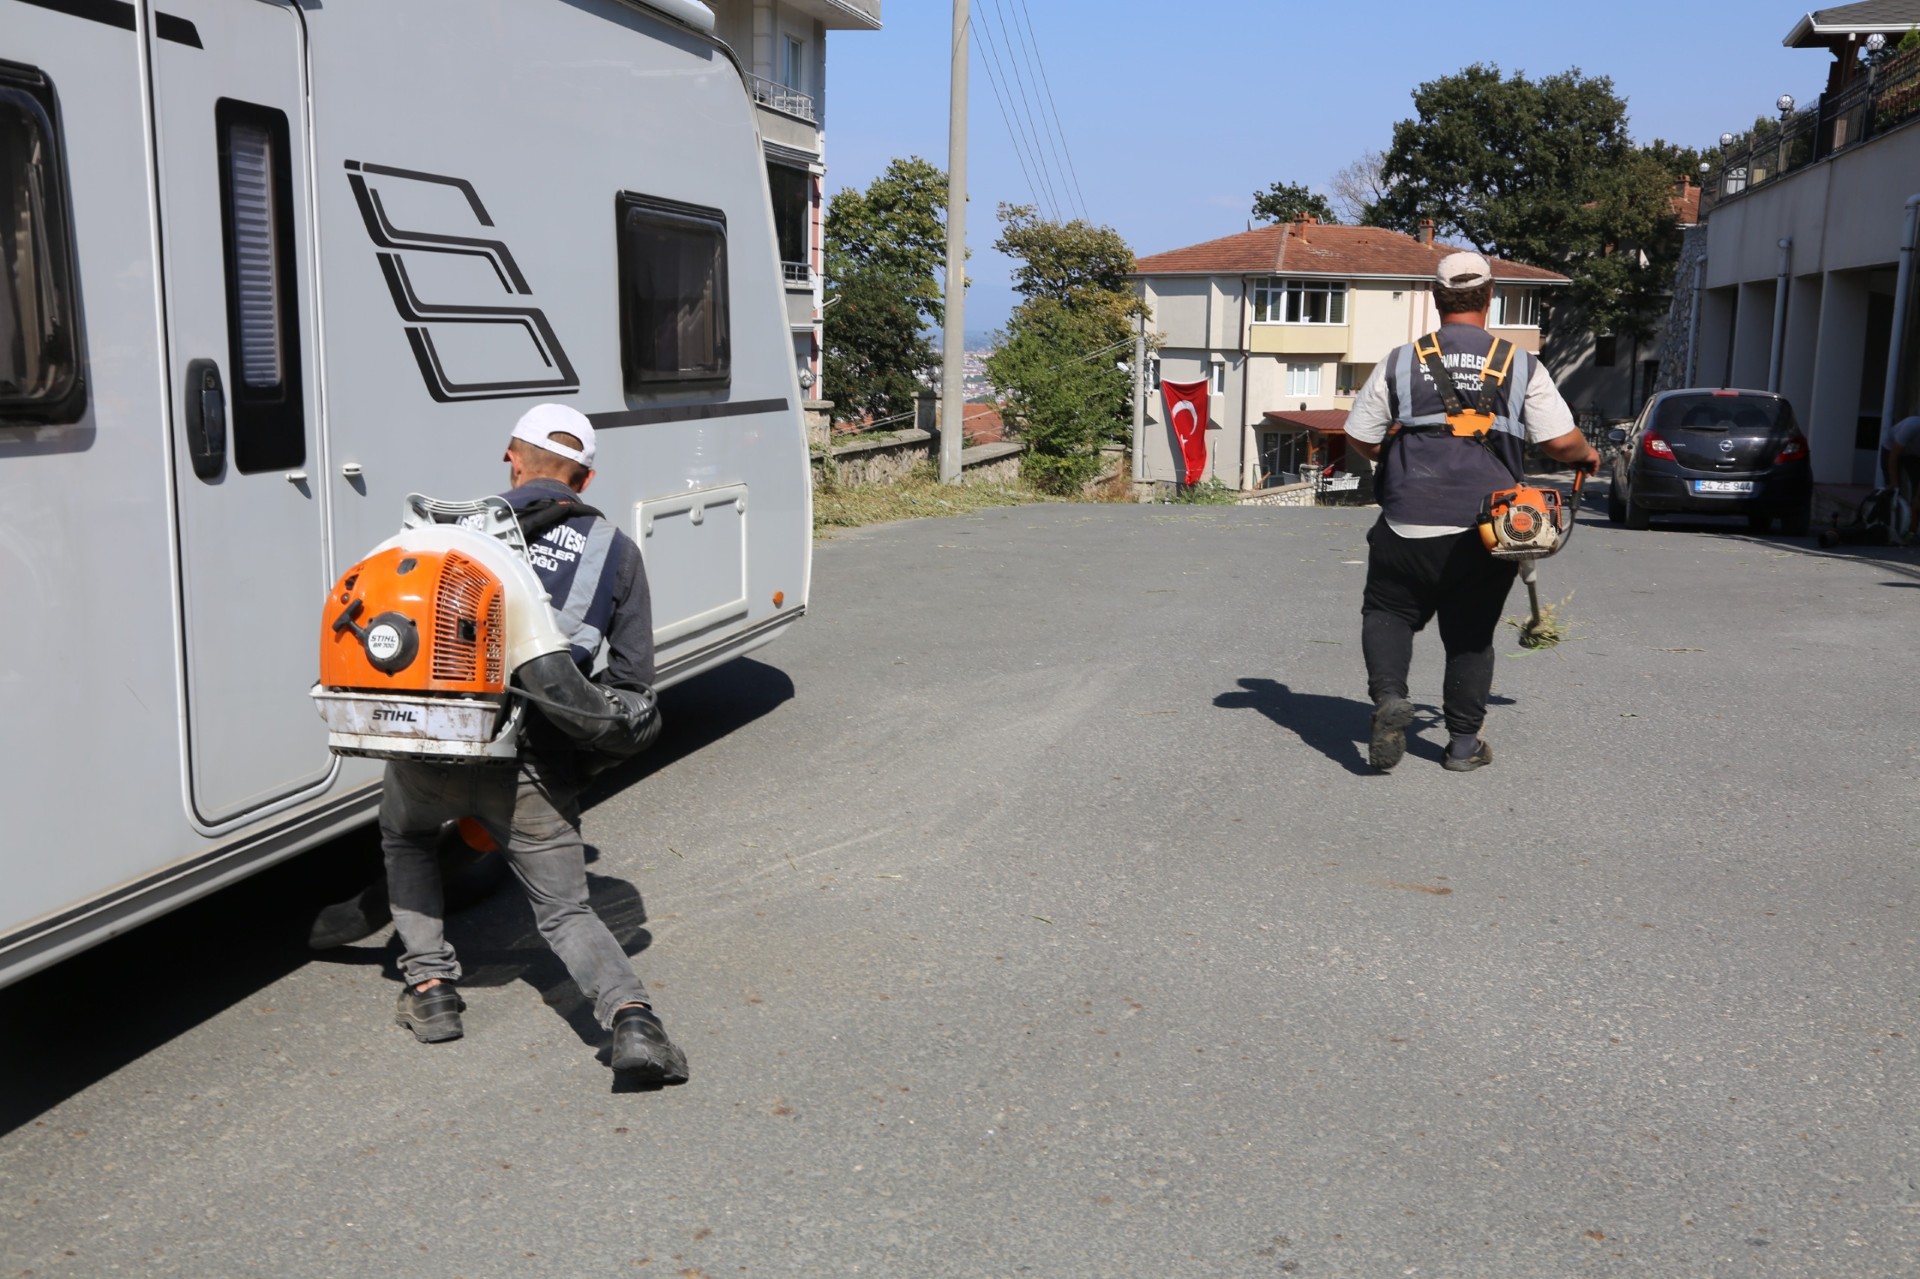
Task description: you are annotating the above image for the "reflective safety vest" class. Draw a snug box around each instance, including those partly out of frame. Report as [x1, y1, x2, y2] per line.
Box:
[1379, 323, 1533, 527]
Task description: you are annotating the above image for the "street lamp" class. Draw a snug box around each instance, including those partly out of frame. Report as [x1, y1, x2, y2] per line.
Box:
[1776, 93, 1796, 120]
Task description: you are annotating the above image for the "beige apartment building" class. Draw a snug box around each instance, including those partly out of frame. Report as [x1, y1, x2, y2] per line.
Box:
[1131, 218, 1567, 490]
[706, 0, 881, 403]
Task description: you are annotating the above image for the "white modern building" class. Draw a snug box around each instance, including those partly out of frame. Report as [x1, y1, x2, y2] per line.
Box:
[707, 0, 881, 404]
[1687, 0, 1920, 486]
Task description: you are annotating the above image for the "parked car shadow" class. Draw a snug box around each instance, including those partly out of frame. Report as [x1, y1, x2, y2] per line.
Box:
[0, 657, 796, 1134]
[1216, 677, 1460, 774]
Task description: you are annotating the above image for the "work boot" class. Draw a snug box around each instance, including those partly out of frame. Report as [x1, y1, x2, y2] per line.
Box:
[1442, 739, 1494, 773]
[1368, 695, 1416, 771]
[394, 980, 465, 1043]
[609, 1005, 689, 1083]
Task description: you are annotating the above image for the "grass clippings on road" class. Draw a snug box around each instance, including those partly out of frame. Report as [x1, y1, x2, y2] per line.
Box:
[813, 466, 1051, 535]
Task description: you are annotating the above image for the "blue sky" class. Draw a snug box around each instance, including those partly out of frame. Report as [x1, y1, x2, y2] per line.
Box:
[824, 0, 1830, 337]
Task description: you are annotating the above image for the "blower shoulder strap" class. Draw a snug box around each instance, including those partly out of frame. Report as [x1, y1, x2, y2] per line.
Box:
[515, 496, 606, 542]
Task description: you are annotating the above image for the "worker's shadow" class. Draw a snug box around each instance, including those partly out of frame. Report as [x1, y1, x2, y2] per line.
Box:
[1217, 677, 1476, 773]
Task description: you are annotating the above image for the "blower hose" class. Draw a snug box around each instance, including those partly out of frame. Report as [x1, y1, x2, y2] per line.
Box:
[512, 651, 661, 761]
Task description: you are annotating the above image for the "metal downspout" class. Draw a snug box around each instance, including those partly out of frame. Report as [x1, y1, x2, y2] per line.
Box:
[1767, 238, 1791, 393]
[1876, 195, 1920, 486]
[1685, 256, 1707, 387]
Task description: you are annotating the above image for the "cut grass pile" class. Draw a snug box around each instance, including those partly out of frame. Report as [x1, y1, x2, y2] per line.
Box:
[813, 465, 1050, 534]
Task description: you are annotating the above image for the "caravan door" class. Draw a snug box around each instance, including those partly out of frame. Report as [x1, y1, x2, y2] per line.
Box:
[151, 2, 331, 825]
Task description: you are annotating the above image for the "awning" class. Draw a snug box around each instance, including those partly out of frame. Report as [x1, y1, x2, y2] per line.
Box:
[1261, 409, 1352, 435]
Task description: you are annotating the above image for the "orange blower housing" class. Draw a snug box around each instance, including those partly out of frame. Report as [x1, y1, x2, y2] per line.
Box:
[320, 546, 508, 697]
[1477, 483, 1573, 559]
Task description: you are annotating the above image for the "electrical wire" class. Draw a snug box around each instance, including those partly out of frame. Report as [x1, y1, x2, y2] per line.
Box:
[984, 0, 1067, 221]
[971, 8, 1061, 220]
[968, 16, 1049, 218]
[1012, 0, 1089, 221]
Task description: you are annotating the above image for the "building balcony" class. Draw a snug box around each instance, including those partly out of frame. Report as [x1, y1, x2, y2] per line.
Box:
[747, 72, 814, 122]
[782, 260, 812, 288]
[776, 0, 881, 30]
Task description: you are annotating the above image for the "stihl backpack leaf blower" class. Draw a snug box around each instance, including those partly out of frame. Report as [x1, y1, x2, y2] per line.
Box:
[311, 494, 656, 762]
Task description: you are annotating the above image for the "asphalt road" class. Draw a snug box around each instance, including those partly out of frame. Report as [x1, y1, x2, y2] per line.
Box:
[3, 497, 1917, 1277]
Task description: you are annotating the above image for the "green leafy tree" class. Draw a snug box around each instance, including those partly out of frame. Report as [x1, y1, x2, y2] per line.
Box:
[984, 204, 1142, 494]
[1252, 181, 1338, 225]
[822, 157, 947, 427]
[1372, 65, 1683, 346]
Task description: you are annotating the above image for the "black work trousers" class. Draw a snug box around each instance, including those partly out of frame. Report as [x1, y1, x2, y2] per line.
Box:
[1360, 519, 1518, 738]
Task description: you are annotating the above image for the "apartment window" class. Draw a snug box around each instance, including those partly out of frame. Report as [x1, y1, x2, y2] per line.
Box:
[1335, 362, 1372, 396]
[783, 36, 806, 93]
[617, 193, 731, 390]
[1594, 334, 1617, 368]
[766, 161, 810, 284]
[216, 99, 304, 472]
[1252, 277, 1346, 324]
[1286, 362, 1321, 398]
[1148, 355, 1161, 390]
[0, 65, 85, 425]
[1491, 285, 1540, 328]
[1210, 356, 1227, 395]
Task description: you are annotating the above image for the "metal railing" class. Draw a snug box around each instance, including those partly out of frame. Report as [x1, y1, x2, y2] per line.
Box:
[746, 72, 815, 123]
[782, 260, 812, 287]
[1706, 47, 1920, 214]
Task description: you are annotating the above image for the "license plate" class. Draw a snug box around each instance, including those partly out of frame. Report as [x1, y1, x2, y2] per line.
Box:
[1693, 479, 1754, 494]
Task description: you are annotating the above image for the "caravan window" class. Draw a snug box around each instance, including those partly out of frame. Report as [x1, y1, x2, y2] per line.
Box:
[0, 65, 85, 425]
[617, 194, 730, 391]
[216, 100, 304, 472]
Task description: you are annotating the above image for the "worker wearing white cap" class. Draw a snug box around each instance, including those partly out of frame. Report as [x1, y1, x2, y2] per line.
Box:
[1343, 251, 1600, 773]
[377, 402, 689, 1083]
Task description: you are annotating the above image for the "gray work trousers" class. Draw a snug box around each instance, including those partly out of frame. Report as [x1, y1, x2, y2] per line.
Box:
[378, 755, 649, 1028]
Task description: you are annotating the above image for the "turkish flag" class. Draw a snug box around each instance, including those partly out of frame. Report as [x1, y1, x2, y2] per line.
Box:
[1162, 379, 1210, 485]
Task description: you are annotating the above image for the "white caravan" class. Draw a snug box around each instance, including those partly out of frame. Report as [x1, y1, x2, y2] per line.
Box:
[0, 0, 812, 988]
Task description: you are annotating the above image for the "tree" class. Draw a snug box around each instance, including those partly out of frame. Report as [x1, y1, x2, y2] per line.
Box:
[1252, 181, 1338, 225]
[1328, 151, 1392, 226]
[1372, 65, 1683, 343]
[984, 204, 1142, 493]
[822, 157, 947, 427]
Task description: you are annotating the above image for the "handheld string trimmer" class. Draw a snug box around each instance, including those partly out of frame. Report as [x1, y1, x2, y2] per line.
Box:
[1477, 470, 1586, 648]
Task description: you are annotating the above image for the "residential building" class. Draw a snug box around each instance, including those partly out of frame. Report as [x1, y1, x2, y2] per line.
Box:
[706, 0, 881, 403]
[1131, 218, 1568, 490]
[1685, 0, 1920, 486]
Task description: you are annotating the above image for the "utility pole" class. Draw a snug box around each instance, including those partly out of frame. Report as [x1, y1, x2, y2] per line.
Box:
[1131, 309, 1146, 483]
[938, 0, 968, 484]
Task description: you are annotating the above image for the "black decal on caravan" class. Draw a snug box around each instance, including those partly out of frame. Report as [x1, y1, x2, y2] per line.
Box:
[344, 160, 579, 402]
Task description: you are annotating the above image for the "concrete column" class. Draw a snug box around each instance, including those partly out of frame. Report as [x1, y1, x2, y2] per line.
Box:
[1729, 281, 1776, 388]
[1780, 273, 1823, 426]
[1807, 271, 1870, 485]
[1695, 287, 1738, 389]
[752, 0, 773, 80]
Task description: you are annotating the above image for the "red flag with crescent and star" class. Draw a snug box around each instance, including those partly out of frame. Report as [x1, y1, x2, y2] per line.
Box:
[1162, 379, 1210, 485]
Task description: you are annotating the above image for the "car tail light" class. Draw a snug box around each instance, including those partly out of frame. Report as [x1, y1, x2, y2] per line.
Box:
[1775, 432, 1809, 464]
[1642, 430, 1676, 460]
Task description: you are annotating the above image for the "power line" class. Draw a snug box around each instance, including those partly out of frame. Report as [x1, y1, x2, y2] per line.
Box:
[1012, 0, 1089, 221]
[968, 14, 1052, 219]
[972, 6, 1062, 220]
[984, 0, 1068, 220]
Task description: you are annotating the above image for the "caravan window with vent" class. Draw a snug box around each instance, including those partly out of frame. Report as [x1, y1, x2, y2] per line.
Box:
[0, 65, 85, 425]
[216, 99, 303, 471]
[617, 193, 730, 391]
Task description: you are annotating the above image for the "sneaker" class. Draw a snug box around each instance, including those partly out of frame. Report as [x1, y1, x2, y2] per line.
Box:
[1442, 739, 1494, 772]
[610, 1005, 689, 1083]
[394, 980, 465, 1043]
[1368, 696, 1416, 771]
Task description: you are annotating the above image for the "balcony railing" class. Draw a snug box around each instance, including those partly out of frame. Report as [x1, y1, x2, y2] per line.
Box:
[747, 72, 815, 123]
[1706, 46, 1920, 214]
[782, 260, 812, 287]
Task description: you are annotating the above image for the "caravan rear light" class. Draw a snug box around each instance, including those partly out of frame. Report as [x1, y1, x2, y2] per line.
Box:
[1775, 433, 1809, 464]
[1641, 430, 1676, 460]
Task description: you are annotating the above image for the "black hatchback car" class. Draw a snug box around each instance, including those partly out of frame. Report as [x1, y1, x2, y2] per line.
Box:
[1607, 389, 1813, 534]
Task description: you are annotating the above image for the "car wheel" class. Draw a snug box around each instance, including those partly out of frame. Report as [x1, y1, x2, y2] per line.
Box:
[1747, 512, 1773, 534]
[1781, 504, 1811, 537]
[1624, 491, 1651, 530]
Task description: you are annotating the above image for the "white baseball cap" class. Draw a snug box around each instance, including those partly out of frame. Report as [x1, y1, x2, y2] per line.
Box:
[1434, 251, 1494, 290]
[509, 402, 596, 467]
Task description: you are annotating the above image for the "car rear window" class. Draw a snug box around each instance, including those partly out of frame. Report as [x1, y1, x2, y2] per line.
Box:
[1652, 395, 1796, 433]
